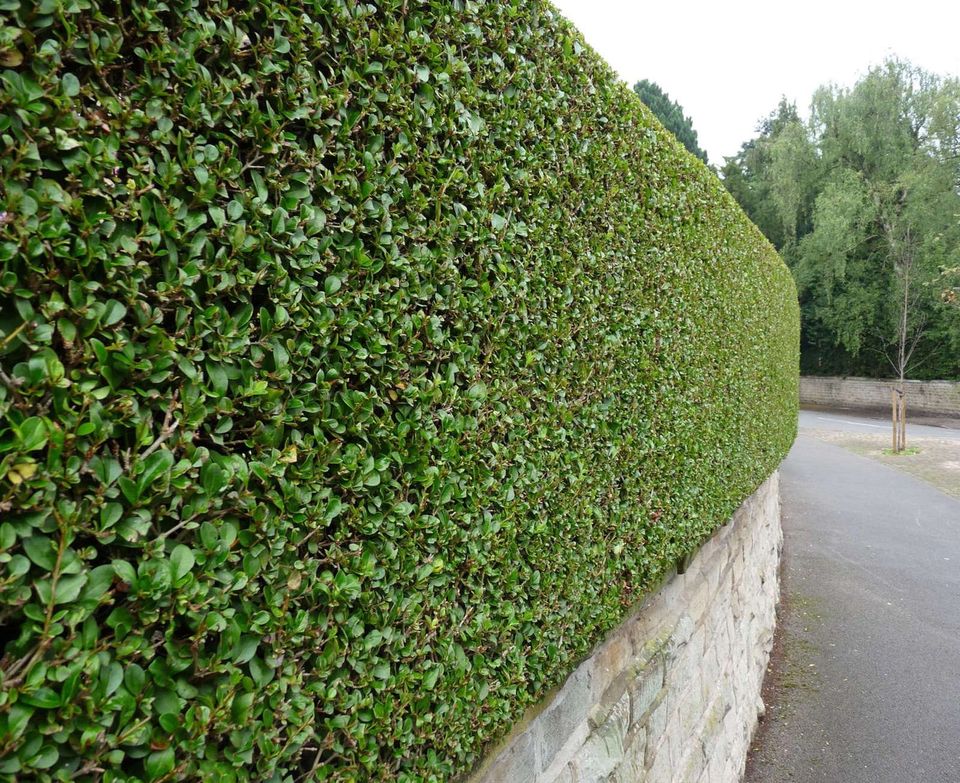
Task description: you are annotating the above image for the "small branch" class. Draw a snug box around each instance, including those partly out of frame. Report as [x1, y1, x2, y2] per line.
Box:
[140, 420, 178, 461]
[3, 514, 69, 688]
[140, 394, 180, 461]
[0, 366, 23, 390]
[153, 516, 191, 543]
[0, 320, 29, 349]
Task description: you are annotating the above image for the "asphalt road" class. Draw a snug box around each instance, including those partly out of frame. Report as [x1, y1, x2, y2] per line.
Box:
[799, 408, 960, 441]
[745, 414, 960, 782]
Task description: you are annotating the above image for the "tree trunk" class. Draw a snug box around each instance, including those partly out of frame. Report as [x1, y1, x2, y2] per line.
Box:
[891, 388, 898, 451]
[892, 241, 911, 453]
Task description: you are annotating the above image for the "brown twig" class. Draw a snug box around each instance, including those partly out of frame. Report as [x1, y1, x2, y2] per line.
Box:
[0, 320, 28, 349]
[0, 366, 23, 389]
[140, 393, 180, 461]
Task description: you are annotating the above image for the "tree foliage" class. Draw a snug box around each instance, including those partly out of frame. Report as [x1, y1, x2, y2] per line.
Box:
[723, 61, 960, 379]
[0, 1, 798, 781]
[633, 79, 709, 163]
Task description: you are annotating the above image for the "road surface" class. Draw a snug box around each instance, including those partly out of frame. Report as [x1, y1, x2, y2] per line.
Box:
[799, 408, 960, 441]
[744, 412, 960, 782]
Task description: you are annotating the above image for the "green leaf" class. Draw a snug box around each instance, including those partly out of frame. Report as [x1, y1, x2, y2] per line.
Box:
[20, 687, 60, 709]
[22, 536, 56, 570]
[467, 382, 487, 400]
[0, 522, 15, 549]
[170, 544, 195, 581]
[90, 457, 122, 486]
[61, 72, 80, 97]
[53, 573, 88, 604]
[137, 450, 174, 495]
[118, 476, 139, 503]
[101, 502, 123, 528]
[249, 656, 274, 687]
[145, 747, 175, 780]
[233, 636, 258, 664]
[28, 746, 59, 770]
[101, 299, 126, 327]
[201, 462, 227, 495]
[103, 662, 123, 697]
[6, 555, 29, 579]
[17, 417, 47, 451]
[112, 560, 136, 585]
[124, 663, 146, 695]
[80, 565, 115, 602]
[206, 362, 228, 396]
[4, 703, 32, 740]
[422, 666, 441, 690]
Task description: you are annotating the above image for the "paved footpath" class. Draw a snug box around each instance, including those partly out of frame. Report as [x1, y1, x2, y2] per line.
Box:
[745, 418, 960, 782]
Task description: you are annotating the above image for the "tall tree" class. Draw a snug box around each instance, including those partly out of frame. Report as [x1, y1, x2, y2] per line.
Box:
[723, 60, 960, 385]
[633, 79, 709, 163]
[721, 99, 812, 251]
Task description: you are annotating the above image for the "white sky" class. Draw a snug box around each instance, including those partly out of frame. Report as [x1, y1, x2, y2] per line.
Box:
[550, 0, 960, 166]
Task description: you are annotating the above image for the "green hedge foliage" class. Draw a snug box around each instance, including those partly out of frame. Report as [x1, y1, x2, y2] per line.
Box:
[0, 1, 798, 780]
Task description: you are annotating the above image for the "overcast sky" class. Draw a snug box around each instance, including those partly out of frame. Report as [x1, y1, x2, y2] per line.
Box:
[550, 0, 960, 166]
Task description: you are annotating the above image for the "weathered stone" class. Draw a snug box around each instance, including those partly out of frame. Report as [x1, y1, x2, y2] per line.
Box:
[665, 614, 696, 665]
[621, 724, 647, 773]
[629, 657, 664, 726]
[594, 634, 632, 692]
[676, 739, 707, 783]
[642, 692, 669, 757]
[478, 728, 539, 783]
[469, 472, 782, 783]
[800, 376, 960, 418]
[546, 763, 576, 783]
[645, 731, 674, 783]
[569, 693, 630, 782]
[539, 665, 594, 770]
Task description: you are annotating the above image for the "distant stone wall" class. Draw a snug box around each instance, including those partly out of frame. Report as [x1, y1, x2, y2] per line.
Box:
[800, 376, 960, 418]
[468, 472, 782, 783]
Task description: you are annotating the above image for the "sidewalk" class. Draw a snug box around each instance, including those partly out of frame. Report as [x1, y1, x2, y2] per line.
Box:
[744, 434, 960, 782]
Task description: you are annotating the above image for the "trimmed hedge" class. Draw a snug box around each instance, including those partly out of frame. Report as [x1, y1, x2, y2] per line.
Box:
[0, 1, 798, 781]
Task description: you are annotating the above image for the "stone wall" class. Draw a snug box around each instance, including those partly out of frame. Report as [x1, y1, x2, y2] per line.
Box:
[468, 472, 782, 783]
[800, 376, 960, 418]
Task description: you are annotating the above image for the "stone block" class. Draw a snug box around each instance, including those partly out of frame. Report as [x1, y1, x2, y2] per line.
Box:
[540, 722, 591, 783]
[608, 725, 646, 783]
[676, 740, 707, 783]
[629, 657, 665, 726]
[469, 471, 782, 783]
[479, 728, 539, 783]
[569, 693, 629, 783]
[685, 577, 714, 627]
[544, 763, 576, 783]
[641, 691, 669, 748]
[645, 733, 674, 783]
[665, 614, 695, 664]
[539, 665, 594, 771]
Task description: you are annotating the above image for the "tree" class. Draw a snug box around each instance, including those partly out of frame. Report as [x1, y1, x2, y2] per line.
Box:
[633, 79, 709, 163]
[723, 60, 960, 390]
[721, 99, 812, 251]
[796, 62, 960, 446]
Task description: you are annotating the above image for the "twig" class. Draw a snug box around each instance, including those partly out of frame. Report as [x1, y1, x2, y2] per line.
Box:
[0, 366, 22, 389]
[3, 514, 69, 688]
[140, 394, 180, 461]
[153, 516, 191, 543]
[0, 321, 29, 349]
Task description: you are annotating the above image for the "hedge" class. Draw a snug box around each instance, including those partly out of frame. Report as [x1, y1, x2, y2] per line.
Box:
[0, 1, 798, 781]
